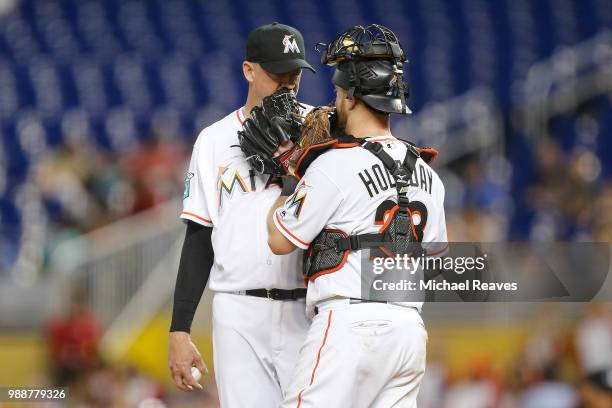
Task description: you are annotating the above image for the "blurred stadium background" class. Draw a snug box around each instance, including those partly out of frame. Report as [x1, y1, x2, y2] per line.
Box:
[0, 0, 610, 406]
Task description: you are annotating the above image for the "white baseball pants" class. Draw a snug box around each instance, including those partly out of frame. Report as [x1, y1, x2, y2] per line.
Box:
[280, 299, 427, 408]
[212, 292, 309, 407]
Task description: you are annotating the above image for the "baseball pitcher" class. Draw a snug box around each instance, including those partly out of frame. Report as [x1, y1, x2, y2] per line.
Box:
[168, 23, 314, 407]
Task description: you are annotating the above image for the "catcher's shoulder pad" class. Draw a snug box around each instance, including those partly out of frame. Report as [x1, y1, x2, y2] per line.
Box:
[401, 140, 438, 164]
[416, 147, 438, 164]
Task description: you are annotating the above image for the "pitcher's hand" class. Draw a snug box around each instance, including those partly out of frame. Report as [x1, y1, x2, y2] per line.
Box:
[168, 331, 208, 391]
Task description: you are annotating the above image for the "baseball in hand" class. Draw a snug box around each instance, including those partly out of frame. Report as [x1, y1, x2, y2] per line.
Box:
[191, 366, 202, 383]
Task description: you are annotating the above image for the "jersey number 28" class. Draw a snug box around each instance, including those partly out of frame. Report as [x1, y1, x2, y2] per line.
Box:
[374, 199, 428, 242]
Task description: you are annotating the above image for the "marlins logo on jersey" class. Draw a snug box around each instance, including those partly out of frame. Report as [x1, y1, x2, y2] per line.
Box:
[282, 183, 308, 218]
[183, 172, 194, 199]
[217, 166, 248, 207]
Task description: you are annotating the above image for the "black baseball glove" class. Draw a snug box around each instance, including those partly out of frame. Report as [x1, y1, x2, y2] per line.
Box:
[238, 88, 302, 175]
[237, 88, 303, 175]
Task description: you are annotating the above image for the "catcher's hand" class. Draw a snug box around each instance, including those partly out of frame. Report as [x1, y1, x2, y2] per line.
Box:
[237, 88, 303, 175]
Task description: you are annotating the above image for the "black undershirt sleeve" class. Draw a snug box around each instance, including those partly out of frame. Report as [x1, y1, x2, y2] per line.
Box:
[170, 220, 214, 333]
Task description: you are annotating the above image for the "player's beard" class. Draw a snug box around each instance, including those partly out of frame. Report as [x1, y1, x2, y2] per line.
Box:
[333, 99, 348, 133]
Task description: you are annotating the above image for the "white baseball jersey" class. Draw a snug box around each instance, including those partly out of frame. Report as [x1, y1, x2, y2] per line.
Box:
[273, 135, 448, 312]
[181, 107, 311, 292]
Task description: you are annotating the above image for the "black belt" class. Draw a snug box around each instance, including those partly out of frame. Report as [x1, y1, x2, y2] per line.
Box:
[244, 288, 306, 301]
[314, 298, 388, 315]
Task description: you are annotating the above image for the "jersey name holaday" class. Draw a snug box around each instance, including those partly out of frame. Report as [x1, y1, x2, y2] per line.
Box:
[358, 162, 433, 197]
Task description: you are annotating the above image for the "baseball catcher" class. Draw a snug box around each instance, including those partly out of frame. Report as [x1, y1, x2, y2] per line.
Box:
[263, 24, 449, 407]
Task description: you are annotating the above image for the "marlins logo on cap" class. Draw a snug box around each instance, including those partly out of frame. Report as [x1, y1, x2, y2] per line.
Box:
[283, 34, 300, 54]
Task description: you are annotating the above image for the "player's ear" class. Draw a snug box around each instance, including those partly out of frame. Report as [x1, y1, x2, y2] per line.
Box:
[243, 61, 255, 83]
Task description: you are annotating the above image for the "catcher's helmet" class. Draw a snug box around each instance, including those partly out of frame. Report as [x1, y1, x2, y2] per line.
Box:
[317, 24, 411, 114]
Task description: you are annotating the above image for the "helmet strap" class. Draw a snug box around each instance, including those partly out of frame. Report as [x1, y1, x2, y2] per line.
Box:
[393, 62, 408, 114]
[347, 61, 359, 100]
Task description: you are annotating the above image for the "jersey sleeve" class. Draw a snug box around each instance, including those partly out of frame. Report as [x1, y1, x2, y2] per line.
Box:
[273, 166, 344, 249]
[180, 136, 214, 227]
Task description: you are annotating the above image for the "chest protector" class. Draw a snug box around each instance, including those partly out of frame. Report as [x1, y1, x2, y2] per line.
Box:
[302, 135, 436, 281]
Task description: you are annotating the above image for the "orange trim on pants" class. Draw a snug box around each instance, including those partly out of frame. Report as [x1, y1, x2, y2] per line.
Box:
[296, 310, 333, 408]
